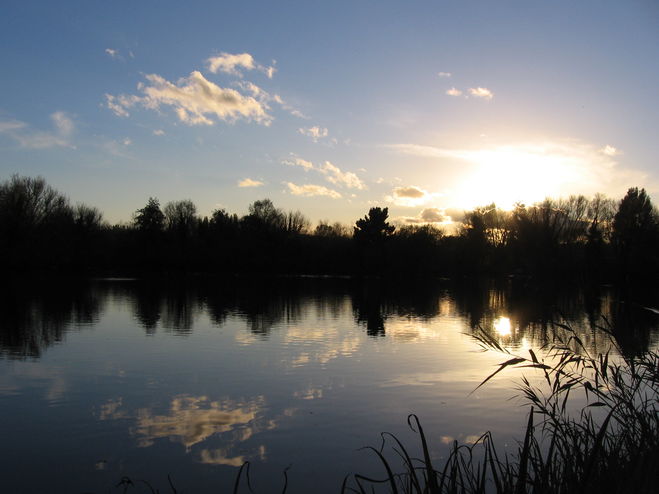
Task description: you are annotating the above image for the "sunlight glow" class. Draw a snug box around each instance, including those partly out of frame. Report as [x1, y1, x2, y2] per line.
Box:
[451, 145, 586, 210]
[493, 316, 512, 337]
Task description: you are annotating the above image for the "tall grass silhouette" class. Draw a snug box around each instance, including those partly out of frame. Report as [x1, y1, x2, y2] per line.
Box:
[342, 323, 658, 493]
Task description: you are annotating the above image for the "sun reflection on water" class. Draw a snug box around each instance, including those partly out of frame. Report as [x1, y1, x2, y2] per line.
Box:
[493, 316, 512, 337]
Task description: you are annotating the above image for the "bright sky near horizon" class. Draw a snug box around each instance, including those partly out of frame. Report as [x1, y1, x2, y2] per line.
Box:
[1, 1, 658, 226]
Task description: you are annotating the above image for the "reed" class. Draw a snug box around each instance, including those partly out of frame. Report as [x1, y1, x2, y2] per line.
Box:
[343, 323, 659, 493]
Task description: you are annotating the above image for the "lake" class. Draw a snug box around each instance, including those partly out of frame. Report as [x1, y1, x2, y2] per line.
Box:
[1, 277, 657, 493]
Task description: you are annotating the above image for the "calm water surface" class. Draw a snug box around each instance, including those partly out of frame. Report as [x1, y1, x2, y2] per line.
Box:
[1, 277, 657, 493]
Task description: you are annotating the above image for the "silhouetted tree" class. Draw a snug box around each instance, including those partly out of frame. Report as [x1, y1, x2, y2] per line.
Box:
[134, 197, 165, 233]
[353, 207, 395, 242]
[164, 199, 197, 236]
[612, 187, 659, 278]
[314, 221, 350, 238]
[285, 210, 310, 234]
[243, 198, 286, 234]
[0, 175, 74, 269]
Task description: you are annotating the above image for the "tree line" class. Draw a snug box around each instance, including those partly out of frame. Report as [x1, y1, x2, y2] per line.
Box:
[1, 174, 658, 281]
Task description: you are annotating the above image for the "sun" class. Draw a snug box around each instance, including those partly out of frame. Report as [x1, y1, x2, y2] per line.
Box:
[452, 145, 583, 210]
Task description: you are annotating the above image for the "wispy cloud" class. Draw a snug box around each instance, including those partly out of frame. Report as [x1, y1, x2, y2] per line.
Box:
[284, 157, 314, 170]
[468, 87, 494, 100]
[283, 157, 365, 190]
[105, 48, 120, 59]
[320, 161, 365, 189]
[298, 126, 329, 142]
[106, 71, 271, 126]
[437, 72, 452, 78]
[206, 52, 276, 78]
[0, 112, 74, 149]
[446, 87, 462, 97]
[238, 178, 264, 187]
[153, 129, 165, 136]
[285, 182, 341, 199]
[601, 144, 620, 156]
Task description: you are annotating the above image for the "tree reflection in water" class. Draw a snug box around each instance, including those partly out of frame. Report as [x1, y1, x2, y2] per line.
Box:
[0, 277, 657, 359]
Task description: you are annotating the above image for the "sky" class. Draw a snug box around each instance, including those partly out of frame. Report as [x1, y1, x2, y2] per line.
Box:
[1, 0, 658, 226]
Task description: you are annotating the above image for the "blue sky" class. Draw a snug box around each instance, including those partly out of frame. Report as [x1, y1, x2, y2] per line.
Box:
[1, 1, 658, 225]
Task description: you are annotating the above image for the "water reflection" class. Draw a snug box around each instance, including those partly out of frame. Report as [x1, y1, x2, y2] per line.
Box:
[0, 277, 658, 359]
[0, 279, 104, 358]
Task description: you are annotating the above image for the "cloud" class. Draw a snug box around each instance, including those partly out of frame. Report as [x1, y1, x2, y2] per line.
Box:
[207, 52, 256, 75]
[206, 52, 275, 78]
[283, 157, 365, 190]
[0, 112, 74, 149]
[388, 185, 439, 207]
[444, 208, 466, 223]
[105, 94, 140, 118]
[272, 94, 306, 119]
[601, 144, 619, 156]
[298, 126, 329, 142]
[468, 87, 494, 100]
[446, 87, 463, 97]
[133, 395, 263, 449]
[153, 129, 165, 136]
[105, 48, 119, 59]
[284, 157, 314, 170]
[320, 161, 365, 189]
[438, 72, 452, 78]
[420, 208, 447, 222]
[393, 186, 426, 199]
[238, 178, 264, 187]
[400, 207, 450, 224]
[0, 120, 27, 133]
[106, 71, 271, 126]
[285, 182, 342, 199]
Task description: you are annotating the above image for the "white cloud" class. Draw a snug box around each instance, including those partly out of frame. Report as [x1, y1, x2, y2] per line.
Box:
[122, 137, 132, 146]
[238, 178, 264, 187]
[207, 52, 256, 75]
[446, 87, 463, 97]
[105, 48, 119, 59]
[438, 72, 452, 78]
[105, 94, 140, 118]
[468, 87, 494, 100]
[601, 144, 619, 156]
[0, 112, 74, 149]
[51, 111, 74, 135]
[298, 126, 329, 142]
[153, 129, 165, 136]
[285, 182, 341, 199]
[319, 161, 365, 189]
[206, 52, 276, 79]
[283, 157, 365, 190]
[106, 71, 271, 126]
[284, 157, 314, 170]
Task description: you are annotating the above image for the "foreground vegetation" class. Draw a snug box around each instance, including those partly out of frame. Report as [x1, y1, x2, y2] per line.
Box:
[338, 326, 658, 493]
[1, 174, 658, 280]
